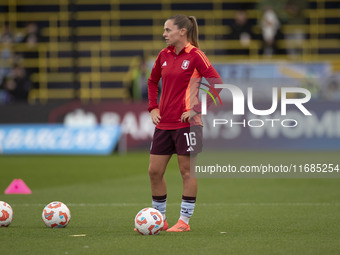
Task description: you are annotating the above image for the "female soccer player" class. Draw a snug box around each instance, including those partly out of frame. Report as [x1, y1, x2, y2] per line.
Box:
[147, 14, 222, 232]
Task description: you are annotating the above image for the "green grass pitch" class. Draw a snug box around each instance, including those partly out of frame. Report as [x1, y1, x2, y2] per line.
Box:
[0, 151, 339, 255]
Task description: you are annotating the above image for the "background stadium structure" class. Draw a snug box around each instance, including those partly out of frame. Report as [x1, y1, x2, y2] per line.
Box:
[0, 0, 339, 103]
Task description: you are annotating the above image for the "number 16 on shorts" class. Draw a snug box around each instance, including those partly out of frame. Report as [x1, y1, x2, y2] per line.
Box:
[184, 126, 202, 154]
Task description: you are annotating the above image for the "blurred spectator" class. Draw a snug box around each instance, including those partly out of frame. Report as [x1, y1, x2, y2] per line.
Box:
[21, 21, 42, 46]
[20, 22, 41, 88]
[260, 7, 281, 56]
[323, 78, 340, 101]
[0, 23, 13, 44]
[284, 0, 307, 58]
[230, 10, 254, 47]
[1, 64, 32, 103]
[0, 23, 15, 91]
[131, 57, 150, 101]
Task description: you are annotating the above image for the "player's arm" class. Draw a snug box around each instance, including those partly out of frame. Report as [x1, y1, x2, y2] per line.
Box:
[148, 52, 162, 124]
[192, 50, 223, 114]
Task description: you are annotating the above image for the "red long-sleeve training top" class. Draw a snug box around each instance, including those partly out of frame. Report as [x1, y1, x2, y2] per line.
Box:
[148, 42, 222, 130]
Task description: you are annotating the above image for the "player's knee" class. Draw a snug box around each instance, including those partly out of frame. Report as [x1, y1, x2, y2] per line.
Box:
[180, 168, 191, 180]
[148, 165, 163, 180]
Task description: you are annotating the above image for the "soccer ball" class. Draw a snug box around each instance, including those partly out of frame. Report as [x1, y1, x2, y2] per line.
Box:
[0, 201, 13, 227]
[134, 208, 164, 235]
[42, 201, 71, 228]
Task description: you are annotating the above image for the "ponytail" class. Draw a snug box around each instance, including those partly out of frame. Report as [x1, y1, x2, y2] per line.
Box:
[168, 14, 199, 48]
[187, 16, 199, 48]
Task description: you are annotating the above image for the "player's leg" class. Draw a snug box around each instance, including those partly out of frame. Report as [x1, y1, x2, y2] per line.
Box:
[179, 154, 197, 226]
[148, 128, 176, 230]
[134, 154, 170, 232]
[149, 154, 171, 199]
[166, 155, 196, 232]
[178, 154, 197, 198]
[167, 126, 202, 232]
[148, 154, 171, 230]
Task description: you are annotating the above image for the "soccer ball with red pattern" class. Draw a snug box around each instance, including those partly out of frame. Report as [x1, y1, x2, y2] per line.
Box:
[0, 201, 13, 227]
[134, 208, 164, 235]
[42, 201, 71, 228]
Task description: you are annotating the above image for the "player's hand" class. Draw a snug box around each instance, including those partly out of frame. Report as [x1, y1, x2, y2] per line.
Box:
[181, 110, 198, 123]
[150, 109, 161, 125]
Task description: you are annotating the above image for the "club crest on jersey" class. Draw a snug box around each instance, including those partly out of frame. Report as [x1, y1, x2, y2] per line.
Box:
[181, 60, 190, 70]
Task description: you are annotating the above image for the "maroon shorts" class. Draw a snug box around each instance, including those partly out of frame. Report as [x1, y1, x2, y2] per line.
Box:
[150, 126, 203, 155]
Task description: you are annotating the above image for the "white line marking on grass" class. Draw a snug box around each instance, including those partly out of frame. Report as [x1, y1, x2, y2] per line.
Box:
[199, 202, 340, 207]
[12, 202, 340, 207]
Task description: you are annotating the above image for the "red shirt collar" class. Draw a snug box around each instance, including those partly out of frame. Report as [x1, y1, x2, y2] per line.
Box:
[167, 42, 193, 54]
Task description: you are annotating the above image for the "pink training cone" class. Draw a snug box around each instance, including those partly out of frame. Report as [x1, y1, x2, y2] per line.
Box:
[4, 179, 32, 194]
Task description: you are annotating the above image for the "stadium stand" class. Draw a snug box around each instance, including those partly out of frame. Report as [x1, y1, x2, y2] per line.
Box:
[0, 0, 339, 103]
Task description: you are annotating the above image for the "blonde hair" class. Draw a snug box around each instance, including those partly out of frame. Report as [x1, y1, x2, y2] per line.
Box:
[168, 14, 199, 48]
